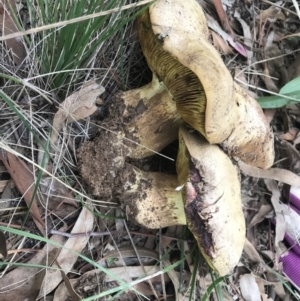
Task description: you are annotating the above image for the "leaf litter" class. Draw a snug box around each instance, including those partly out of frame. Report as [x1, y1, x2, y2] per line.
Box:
[2, 0, 300, 300]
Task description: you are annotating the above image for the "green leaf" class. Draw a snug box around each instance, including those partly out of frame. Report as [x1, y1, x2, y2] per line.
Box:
[280, 76, 300, 95]
[257, 77, 300, 109]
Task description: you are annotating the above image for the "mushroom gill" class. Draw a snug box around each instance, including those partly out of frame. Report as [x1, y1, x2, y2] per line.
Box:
[137, 0, 274, 169]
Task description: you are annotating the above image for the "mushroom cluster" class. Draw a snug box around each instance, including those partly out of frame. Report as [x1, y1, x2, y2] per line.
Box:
[78, 0, 274, 276]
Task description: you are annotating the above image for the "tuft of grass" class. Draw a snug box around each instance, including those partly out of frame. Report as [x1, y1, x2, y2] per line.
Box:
[27, 0, 152, 92]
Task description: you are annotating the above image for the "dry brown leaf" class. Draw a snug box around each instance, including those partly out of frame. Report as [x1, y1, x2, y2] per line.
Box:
[255, 278, 274, 301]
[264, 109, 277, 124]
[163, 258, 185, 301]
[0, 228, 66, 301]
[239, 161, 300, 188]
[0, 180, 9, 192]
[54, 278, 78, 301]
[239, 273, 261, 301]
[258, 5, 285, 23]
[212, 0, 235, 37]
[264, 180, 287, 248]
[263, 36, 287, 89]
[279, 127, 299, 141]
[40, 177, 78, 207]
[56, 261, 82, 301]
[160, 226, 177, 250]
[54, 266, 169, 301]
[248, 203, 273, 228]
[99, 247, 159, 263]
[244, 238, 264, 263]
[211, 31, 233, 54]
[0, 151, 45, 234]
[39, 177, 79, 219]
[263, 65, 279, 93]
[51, 80, 104, 144]
[0, 180, 13, 215]
[102, 242, 185, 300]
[234, 68, 249, 88]
[134, 283, 156, 297]
[286, 52, 300, 82]
[37, 204, 94, 298]
[272, 281, 286, 299]
[0, 0, 26, 65]
[234, 11, 253, 62]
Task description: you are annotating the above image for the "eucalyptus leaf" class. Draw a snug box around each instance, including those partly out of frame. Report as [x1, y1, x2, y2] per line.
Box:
[257, 77, 300, 108]
[280, 76, 300, 94]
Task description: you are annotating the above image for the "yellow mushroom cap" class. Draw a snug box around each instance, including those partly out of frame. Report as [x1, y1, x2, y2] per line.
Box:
[149, 0, 236, 144]
[177, 125, 245, 276]
[138, 0, 275, 168]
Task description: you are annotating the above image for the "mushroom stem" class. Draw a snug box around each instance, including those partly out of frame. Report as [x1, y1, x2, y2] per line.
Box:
[109, 74, 182, 159]
[177, 125, 245, 276]
[121, 163, 186, 228]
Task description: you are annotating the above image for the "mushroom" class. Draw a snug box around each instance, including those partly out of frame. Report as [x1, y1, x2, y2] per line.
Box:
[79, 124, 245, 276]
[176, 125, 245, 276]
[109, 74, 182, 159]
[120, 163, 186, 228]
[78, 74, 182, 197]
[78, 132, 186, 227]
[137, 0, 274, 169]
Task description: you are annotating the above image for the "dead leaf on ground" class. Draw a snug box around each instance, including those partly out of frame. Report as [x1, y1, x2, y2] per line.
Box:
[99, 246, 159, 263]
[0, 0, 27, 65]
[263, 37, 287, 89]
[0, 180, 9, 192]
[55, 266, 168, 301]
[234, 11, 253, 62]
[206, 13, 246, 56]
[211, 31, 233, 54]
[256, 278, 274, 301]
[0, 180, 14, 215]
[258, 5, 285, 24]
[212, 0, 235, 37]
[239, 161, 300, 188]
[0, 151, 45, 234]
[239, 273, 261, 301]
[56, 260, 82, 301]
[248, 203, 273, 229]
[54, 278, 78, 301]
[279, 127, 299, 141]
[39, 177, 79, 219]
[37, 204, 94, 298]
[0, 227, 66, 301]
[262, 64, 279, 93]
[264, 180, 287, 249]
[286, 52, 300, 82]
[244, 238, 264, 264]
[51, 80, 105, 144]
[99, 245, 187, 300]
[264, 109, 277, 124]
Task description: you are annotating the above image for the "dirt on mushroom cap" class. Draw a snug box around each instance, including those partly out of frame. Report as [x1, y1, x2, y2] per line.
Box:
[177, 126, 246, 276]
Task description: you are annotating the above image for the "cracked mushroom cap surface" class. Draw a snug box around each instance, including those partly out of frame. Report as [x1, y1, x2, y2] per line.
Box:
[138, 0, 274, 168]
[177, 125, 245, 276]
